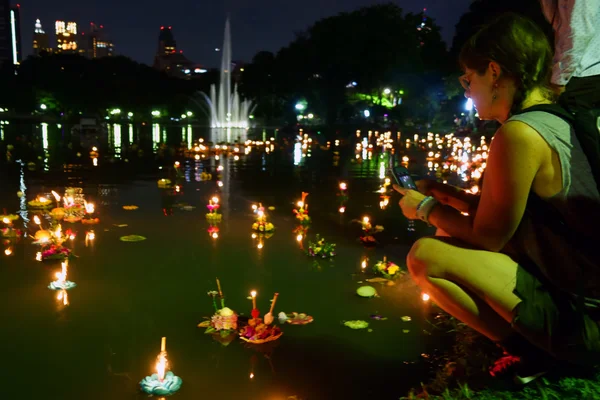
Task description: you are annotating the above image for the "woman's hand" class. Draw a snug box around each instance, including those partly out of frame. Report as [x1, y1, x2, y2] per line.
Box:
[393, 184, 426, 220]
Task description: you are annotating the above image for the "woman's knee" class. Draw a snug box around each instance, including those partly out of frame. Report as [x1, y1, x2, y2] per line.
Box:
[406, 237, 444, 283]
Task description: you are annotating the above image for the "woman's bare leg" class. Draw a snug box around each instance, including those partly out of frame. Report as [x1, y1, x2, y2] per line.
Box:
[407, 236, 522, 341]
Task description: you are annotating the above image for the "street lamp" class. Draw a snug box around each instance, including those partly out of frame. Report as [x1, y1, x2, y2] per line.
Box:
[295, 103, 305, 111]
[151, 110, 161, 117]
[186, 111, 193, 117]
[363, 110, 370, 118]
[40, 104, 47, 110]
[383, 88, 391, 95]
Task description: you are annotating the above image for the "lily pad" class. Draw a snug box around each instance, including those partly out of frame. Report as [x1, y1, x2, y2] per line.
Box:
[119, 235, 146, 242]
[344, 320, 369, 329]
[356, 285, 377, 298]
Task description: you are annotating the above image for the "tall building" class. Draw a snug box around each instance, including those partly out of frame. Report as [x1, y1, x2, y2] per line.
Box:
[33, 18, 51, 55]
[80, 22, 113, 58]
[157, 26, 176, 55]
[0, 1, 20, 66]
[153, 25, 205, 79]
[9, 5, 20, 64]
[55, 20, 78, 53]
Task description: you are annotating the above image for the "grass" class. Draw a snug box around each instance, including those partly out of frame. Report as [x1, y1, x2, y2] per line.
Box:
[401, 311, 600, 400]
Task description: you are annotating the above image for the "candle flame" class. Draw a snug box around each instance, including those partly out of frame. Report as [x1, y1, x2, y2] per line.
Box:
[33, 215, 41, 225]
[339, 206, 346, 213]
[85, 202, 95, 214]
[4, 248, 12, 256]
[257, 242, 263, 249]
[422, 293, 430, 302]
[51, 191, 61, 202]
[38, 196, 48, 203]
[363, 216, 370, 224]
[252, 204, 258, 211]
[251, 291, 257, 298]
[2, 218, 9, 224]
[36, 252, 42, 261]
[361, 260, 367, 270]
[249, 373, 254, 379]
[211, 232, 219, 239]
[55, 261, 68, 283]
[297, 201, 304, 208]
[339, 182, 347, 191]
[296, 234, 303, 242]
[211, 196, 219, 204]
[156, 352, 167, 381]
[251, 233, 257, 239]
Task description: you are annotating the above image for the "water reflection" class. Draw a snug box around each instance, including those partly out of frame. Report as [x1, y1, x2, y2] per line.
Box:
[41, 123, 49, 171]
[128, 124, 134, 145]
[152, 123, 160, 151]
[112, 124, 122, 159]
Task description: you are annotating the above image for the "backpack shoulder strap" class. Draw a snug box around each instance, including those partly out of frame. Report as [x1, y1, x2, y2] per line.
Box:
[514, 104, 575, 122]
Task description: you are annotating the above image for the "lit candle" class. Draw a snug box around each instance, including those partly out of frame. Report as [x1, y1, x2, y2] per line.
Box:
[2, 217, 10, 225]
[251, 291, 257, 310]
[361, 259, 367, 270]
[51, 191, 61, 207]
[33, 215, 42, 228]
[85, 202, 95, 214]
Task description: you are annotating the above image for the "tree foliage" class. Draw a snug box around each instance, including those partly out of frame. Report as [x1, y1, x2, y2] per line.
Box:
[240, 3, 450, 126]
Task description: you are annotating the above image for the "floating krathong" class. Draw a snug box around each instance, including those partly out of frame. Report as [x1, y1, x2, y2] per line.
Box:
[1, 215, 20, 238]
[373, 256, 403, 280]
[293, 192, 311, 225]
[306, 234, 336, 258]
[200, 279, 239, 346]
[206, 196, 222, 223]
[28, 196, 53, 208]
[355, 216, 384, 246]
[239, 290, 283, 344]
[140, 337, 182, 396]
[251, 203, 275, 232]
[48, 261, 77, 290]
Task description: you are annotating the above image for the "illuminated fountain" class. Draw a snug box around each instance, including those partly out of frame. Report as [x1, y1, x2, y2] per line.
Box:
[195, 18, 254, 136]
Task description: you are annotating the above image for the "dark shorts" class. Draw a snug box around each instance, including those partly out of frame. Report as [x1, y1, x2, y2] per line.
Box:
[511, 264, 600, 366]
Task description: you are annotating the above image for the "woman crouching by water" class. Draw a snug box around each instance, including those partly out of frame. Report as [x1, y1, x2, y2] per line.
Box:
[394, 13, 600, 385]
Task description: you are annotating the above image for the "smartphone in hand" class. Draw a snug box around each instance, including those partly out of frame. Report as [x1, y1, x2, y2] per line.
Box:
[391, 166, 418, 190]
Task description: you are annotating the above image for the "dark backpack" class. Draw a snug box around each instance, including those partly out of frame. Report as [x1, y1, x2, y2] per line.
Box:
[514, 103, 600, 309]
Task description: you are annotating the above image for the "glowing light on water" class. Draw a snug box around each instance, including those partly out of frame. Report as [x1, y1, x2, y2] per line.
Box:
[187, 125, 193, 150]
[113, 124, 122, 158]
[293, 142, 302, 166]
[152, 123, 160, 151]
[41, 123, 49, 171]
[128, 124, 134, 144]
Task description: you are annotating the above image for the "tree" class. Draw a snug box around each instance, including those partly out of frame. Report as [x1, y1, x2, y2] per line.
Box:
[241, 3, 449, 126]
[450, 0, 553, 64]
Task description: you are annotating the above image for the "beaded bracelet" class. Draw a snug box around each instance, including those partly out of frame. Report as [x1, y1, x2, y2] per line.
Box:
[416, 196, 440, 225]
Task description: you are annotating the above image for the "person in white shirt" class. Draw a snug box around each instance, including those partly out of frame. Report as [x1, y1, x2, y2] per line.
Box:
[540, 0, 600, 110]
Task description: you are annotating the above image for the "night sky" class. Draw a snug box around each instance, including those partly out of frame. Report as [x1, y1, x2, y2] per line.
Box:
[18, 0, 472, 67]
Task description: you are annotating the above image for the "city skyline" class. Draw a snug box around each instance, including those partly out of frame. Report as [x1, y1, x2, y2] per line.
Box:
[17, 0, 472, 67]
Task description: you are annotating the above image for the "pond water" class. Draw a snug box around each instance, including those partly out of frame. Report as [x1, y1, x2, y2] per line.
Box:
[0, 122, 488, 399]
